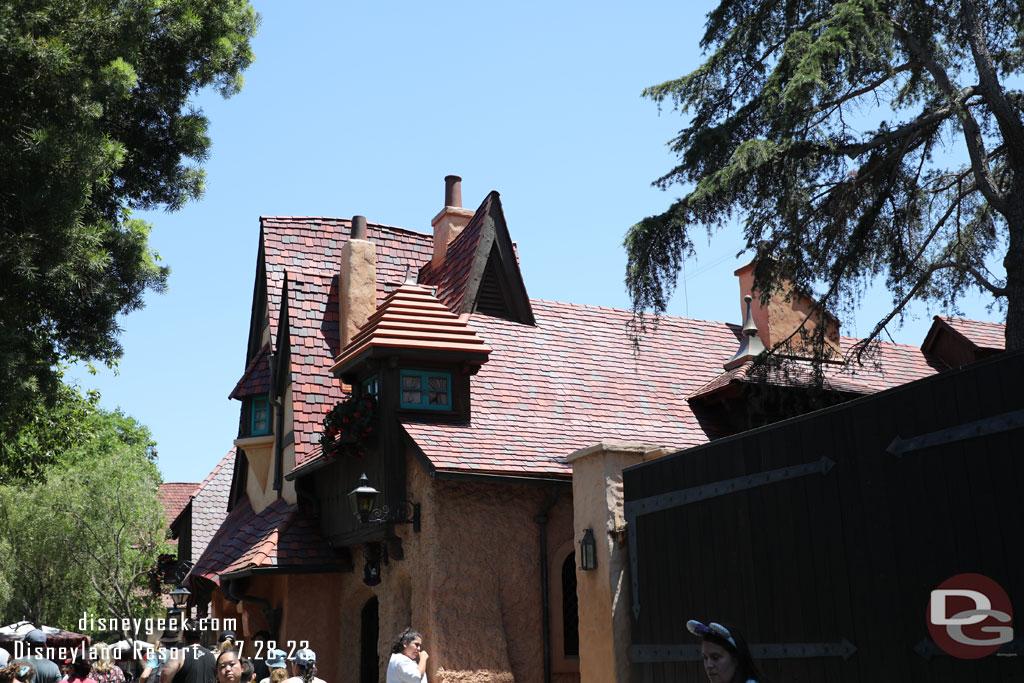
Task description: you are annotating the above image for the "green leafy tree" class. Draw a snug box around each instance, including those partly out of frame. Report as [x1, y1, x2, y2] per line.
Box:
[0, 396, 164, 636]
[0, 0, 259, 445]
[626, 0, 1022, 362]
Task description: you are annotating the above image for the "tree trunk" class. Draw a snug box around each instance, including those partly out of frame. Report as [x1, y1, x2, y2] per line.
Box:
[1004, 206, 1024, 350]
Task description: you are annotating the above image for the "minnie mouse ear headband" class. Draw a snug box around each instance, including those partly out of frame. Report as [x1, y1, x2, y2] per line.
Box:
[686, 620, 737, 648]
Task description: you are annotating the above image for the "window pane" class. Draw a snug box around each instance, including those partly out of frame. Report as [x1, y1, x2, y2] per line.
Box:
[403, 390, 422, 405]
[428, 391, 448, 405]
[428, 376, 448, 390]
[402, 375, 422, 389]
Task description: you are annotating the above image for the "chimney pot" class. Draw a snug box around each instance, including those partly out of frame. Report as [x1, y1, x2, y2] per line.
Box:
[444, 175, 462, 208]
[351, 215, 367, 240]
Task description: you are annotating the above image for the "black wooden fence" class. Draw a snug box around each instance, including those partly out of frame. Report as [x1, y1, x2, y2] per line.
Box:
[623, 350, 1024, 682]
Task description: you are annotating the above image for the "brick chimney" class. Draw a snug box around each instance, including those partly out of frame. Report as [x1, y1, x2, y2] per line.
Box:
[340, 215, 377, 349]
[431, 175, 475, 269]
[734, 259, 843, 360]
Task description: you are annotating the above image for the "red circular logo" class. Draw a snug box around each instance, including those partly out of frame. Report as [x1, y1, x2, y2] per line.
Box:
[926, 573, 1014, 659]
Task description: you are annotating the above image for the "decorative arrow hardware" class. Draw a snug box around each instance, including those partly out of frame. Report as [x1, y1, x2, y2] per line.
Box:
[631, 638, 856, 663]
[887, 409, 1024, 457]
[627, 456, 836, 619]
[625, 456, 835, 518]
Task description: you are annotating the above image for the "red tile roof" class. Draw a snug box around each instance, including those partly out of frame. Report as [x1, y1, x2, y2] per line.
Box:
[686, 343, 920, 400]
[185, 448, 236, 565]
[158, 483, 198, 527]
[188, 496, 348, 585]
[255, 205, 985, 480]
[936, 316, 1006, 351]
[401, 301, 946, 477]
[331, 282, 491, 374]
[260, 218, 434, 468]
[418, 193, 492, 312]
[229, 343, 272, 400]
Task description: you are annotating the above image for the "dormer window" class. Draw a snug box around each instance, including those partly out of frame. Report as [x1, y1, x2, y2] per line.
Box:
[400, 370, 451, 410]
[251, 395, 271, 435]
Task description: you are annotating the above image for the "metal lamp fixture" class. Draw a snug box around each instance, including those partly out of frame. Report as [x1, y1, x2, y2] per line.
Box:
[347, 473, 421, 532]
[169, 585, 191, 608]
[580, 528, 597, 571]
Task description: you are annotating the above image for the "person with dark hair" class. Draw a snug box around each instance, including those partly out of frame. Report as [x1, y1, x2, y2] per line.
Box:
[15, 630, 61, 683]
[1, 662, 35, 683]
[238, 661, 252, 683]
[65, 659, 96, 683]
[162, 620, 214, 683]
[282, 650, 321, 683]
[247, 633, 269, 683]
[213, 650, 240, 683]
[686, 620, 764, 683]
[386, 629, 427, 683]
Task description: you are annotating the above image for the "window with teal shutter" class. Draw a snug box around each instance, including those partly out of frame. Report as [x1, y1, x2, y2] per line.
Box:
[251, 396, 270, 435]
[362, 375, 379, 398]
[399, 371, 451, 410]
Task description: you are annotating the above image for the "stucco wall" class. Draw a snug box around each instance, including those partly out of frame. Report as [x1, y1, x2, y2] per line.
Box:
[372, 454, 575, 683]
[568, 443, 668, 683]
[211, 448, 578, 683]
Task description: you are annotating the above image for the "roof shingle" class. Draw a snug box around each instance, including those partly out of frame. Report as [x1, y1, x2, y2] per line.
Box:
[158, 483, 198, 528]
[189, 496, 348, 584]
[260, 218, 434, 468]
[937, 316, 1006, 351]
[401, 301, 948, 477]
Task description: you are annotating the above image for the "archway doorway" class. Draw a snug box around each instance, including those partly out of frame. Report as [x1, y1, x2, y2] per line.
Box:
[360, 596, 379, 683]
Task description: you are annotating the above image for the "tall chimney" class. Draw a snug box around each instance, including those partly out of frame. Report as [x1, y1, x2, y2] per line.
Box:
[734, 259, 842, 360]
[431, 175, 475, 269]
[340, 215, 377, 349]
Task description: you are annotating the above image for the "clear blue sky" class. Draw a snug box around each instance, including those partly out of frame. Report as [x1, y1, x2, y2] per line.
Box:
[67, 1, 1006, 484]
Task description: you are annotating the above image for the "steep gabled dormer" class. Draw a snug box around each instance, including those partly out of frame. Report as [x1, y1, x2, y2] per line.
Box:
[330, 280, 492, 420]
[419, 178, 535, 325]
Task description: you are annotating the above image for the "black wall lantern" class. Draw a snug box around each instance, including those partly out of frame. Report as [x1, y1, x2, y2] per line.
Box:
[169, 585, 191, 609]
[579, 528, 597, 571]
[347, 473, 421, 532]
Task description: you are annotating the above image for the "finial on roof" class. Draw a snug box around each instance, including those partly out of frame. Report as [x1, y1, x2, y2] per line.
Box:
[403, 263, 417, 285]
[724, 295, 766, 370]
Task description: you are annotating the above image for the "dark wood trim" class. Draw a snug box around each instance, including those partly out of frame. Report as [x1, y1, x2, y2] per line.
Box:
[219, 561, 354, 581]
[430, 469, 572, 486]
[458, 192, 535, 325]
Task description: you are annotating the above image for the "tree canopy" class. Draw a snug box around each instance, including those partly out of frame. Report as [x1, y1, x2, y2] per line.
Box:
[626, 0, 1022, 361]
[0, 0, 259, 441]
[0, 391, 164, 635]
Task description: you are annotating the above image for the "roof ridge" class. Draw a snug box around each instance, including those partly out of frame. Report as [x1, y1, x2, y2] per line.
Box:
[526, 298, 734, 326]
[260, 216, 433, 239]
[195, 447, 237, 493]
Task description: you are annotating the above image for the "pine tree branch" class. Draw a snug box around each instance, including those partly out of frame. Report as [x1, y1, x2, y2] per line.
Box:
[959, 0, 1024, 159]
[885, 12, 1006, 211]
[931, 260, 1007, 296]
[814, 61, 920, 116]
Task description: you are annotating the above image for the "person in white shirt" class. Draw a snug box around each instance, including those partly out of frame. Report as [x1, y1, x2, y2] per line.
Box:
[385, 629, 428, 683]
